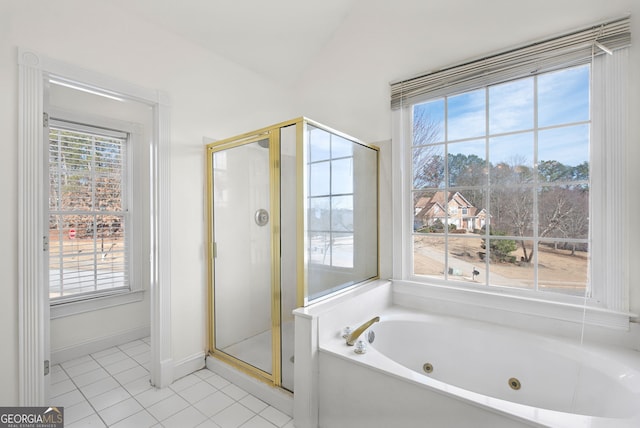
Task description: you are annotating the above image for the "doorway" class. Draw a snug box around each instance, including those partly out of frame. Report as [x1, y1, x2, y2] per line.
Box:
[17, 49, 172, 404]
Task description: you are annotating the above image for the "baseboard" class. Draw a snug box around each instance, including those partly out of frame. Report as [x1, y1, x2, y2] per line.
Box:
[173, 351, 206, 381]
[206, 355, 293, 417]
[50, 325, 150, 364]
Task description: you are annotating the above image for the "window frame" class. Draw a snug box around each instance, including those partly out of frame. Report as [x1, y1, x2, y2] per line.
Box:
[47, 106, 145, 318]
[391, 45, 632, 329]
[409, 65, 591, 297]
[306, 125, 356, 271]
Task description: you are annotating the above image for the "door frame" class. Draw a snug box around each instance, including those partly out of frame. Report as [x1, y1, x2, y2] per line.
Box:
[206, 130, 283, 387]
[17, 48, 173, 405]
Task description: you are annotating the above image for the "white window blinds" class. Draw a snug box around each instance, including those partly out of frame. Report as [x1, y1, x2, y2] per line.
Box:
[48, 120, 130, 301]
[390, 16, 630, 109]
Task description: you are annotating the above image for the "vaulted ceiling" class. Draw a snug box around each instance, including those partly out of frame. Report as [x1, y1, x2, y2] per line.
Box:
[106, 0, 358, 85]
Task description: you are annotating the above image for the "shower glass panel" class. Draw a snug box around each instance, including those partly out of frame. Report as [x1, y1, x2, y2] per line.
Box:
[211, 139, 273, 375]
[305, 125, 378, 303]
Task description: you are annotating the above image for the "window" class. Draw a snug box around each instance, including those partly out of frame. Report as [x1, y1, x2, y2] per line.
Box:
[392, 17, 630, 314]
[43, 76, 153, 318]
[48, 121, 129, 301]
[411, 65, 590, 295]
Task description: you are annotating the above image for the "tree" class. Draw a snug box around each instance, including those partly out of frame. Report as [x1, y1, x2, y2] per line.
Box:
[481, 230, 517, 262]
[412, 108, 443, 190]
[49, 129, 124, 239]
[489, 156, 535, 262]
[447, 153, 486, 208]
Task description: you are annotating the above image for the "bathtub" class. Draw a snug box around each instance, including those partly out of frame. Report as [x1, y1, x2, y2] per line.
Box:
[318, 307, 640, 427]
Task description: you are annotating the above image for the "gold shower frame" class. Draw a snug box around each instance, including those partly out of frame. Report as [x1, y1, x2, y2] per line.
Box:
[205, 117, 380, 387]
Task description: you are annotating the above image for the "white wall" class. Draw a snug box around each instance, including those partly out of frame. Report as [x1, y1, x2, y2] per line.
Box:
[0, 0, 295, 405]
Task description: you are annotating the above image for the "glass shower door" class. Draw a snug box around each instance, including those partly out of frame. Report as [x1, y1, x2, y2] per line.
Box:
[211, 138, 274, 376]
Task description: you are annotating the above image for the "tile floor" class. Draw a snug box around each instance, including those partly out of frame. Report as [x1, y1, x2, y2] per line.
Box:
[50, 337, 294, 428]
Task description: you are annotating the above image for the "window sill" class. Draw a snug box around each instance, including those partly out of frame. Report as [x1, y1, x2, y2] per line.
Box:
[392, 279, 635, 332]
[50, 290, 145, 319]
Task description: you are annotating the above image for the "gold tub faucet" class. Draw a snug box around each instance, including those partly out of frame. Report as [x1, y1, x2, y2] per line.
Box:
[346, 316, 380, 346]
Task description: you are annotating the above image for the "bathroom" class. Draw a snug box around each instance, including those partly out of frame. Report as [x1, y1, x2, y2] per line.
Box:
[3, 1, 640, 427]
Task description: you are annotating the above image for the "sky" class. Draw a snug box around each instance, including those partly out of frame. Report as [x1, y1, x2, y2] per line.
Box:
[414, 64, 590, 168]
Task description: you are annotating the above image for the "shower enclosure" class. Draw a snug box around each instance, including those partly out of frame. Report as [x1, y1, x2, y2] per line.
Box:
[206, 118, 378, 391]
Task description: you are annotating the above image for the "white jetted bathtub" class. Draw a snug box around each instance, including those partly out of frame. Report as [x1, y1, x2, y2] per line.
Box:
[318, 307, 640, 427]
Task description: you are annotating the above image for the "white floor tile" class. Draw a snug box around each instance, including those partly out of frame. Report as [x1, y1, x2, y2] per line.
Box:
[66, 412, 107, 428]
[79, 376, 120, 398]
[161, 406, 208, 428]
[118, 339, 147, 351]
[204, 374, 231, 390]
[170, 373, 202, 392]
[239, 395, 268, 414]
[193, 391, 235, 418]
[113, 365, 148, 384]
[194, 368, 215, 380]
[211, 402, 255, 428]
[65, 359, 102, 378]
[93, 349, 130, 366]
[88, 386, 131, 411]
[99, 397, 144, 426]
[50, 388, 85, 408]
[72, 367, 110, 387]
[50, 379, 76, 398]
[122, 376, 153, 396]
[146, 394, 190, 421]
[240, 415, 278, 428]
[64, 401, 96, 425]
[122, 342, 150, 357]
[110, 410, 158, 428]
[134, 385, 176, 408]
[178, 381, 218, 404]
[133, 351, 151, 365]
[91, 346, 121, 360]
[104, 357, 139, 375]
[221, 384, 248, 401]
[196, 420, 224, 428]
[51, 367, 69, 384]
[259, 406, 291, 427]
[61, 355, 93, 369]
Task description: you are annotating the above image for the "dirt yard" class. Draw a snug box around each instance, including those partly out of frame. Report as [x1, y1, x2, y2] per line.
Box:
[414, 235, 588, 295]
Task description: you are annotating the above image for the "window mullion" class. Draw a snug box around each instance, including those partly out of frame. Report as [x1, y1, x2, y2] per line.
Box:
[483, 87, 490, 286]
[91, 134, 98, 293]
[532, 75, 540, 292]
[443, 97, 449, 280]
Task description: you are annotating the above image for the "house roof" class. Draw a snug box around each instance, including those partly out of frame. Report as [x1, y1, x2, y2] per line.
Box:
[415, 191, 479, 220]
